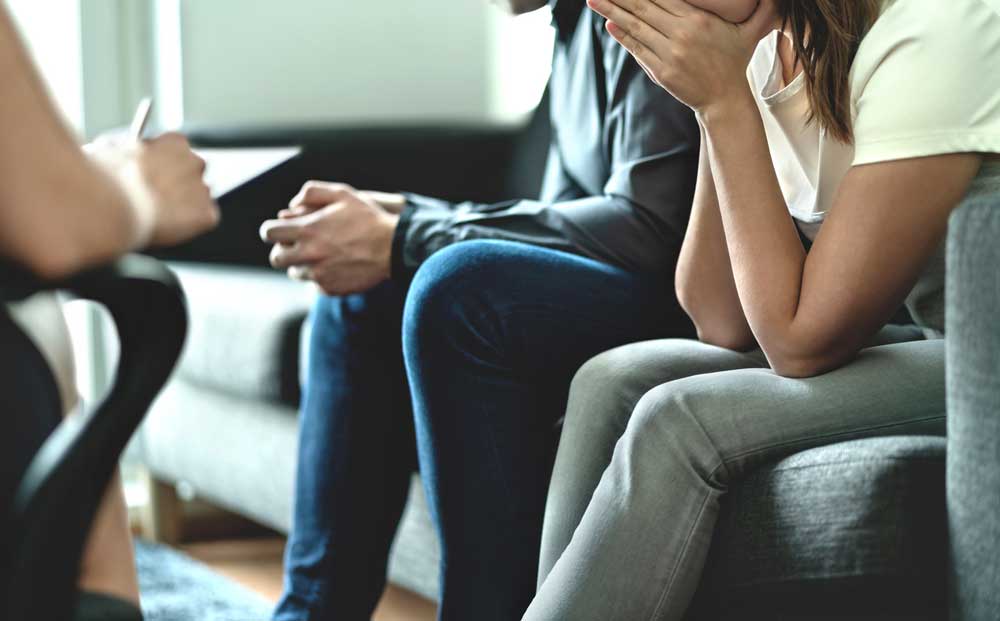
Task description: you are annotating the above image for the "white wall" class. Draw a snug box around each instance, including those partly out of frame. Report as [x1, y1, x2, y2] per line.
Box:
[8, 1, 555, 134]
[160, 0, 553, 128]
[7, 0, 85, 132]
[487, 3, 555, 123]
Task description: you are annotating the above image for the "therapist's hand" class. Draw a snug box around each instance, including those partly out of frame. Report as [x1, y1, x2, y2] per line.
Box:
[260, 182, 400, 296]
[88, 132, 219, 247]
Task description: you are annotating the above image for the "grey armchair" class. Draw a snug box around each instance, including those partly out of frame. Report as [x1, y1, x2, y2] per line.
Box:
[946, 197, 1000, 619]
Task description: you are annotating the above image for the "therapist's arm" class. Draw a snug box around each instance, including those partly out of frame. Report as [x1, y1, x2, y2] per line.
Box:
[0, 6, 218, 279]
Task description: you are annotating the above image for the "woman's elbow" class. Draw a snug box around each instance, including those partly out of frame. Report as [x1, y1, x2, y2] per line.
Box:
[677, 286, 755, 351]
[767, 346, 852, 379]
[694, 324, 757, 352]
[769, 357, 826, 379]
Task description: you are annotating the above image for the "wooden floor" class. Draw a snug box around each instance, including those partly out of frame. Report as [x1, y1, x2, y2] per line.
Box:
[182, 538, 437, 621]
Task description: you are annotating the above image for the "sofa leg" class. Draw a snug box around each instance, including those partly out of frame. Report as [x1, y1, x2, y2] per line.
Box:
[142, 475, 184, 545]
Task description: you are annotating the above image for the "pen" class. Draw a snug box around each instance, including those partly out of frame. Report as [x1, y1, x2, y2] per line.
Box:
[129, 97, 154, 142]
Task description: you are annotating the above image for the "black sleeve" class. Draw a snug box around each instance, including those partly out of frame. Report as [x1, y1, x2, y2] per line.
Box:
[391, 40, 700, 281]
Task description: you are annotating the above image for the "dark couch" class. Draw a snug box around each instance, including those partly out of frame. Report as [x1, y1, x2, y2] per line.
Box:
[136, 100, 998, 618]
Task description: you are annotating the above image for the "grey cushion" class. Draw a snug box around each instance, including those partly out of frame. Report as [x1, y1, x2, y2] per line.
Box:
[946, 198, 1000, 619]
[169, 264, 315, 406]
[142, 378, 300, 533]
[386, 476, 441, 601]
[690, 436, 947, 619]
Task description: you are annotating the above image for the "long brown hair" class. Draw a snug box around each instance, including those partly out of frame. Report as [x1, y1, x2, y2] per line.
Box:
[775, 0, 882, 143]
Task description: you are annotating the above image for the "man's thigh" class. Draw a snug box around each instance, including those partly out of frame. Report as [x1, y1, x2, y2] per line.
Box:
[404, 240, 693, 383]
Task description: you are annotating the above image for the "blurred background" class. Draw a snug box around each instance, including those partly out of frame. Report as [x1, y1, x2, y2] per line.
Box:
[9, 0, 553, 137]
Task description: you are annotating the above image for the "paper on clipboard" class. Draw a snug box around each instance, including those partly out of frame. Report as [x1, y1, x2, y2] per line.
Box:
[195, 147, 301, 199]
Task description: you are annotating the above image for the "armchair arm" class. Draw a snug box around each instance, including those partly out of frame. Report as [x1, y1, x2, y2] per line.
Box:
[946, 197, 1000, 619]
[1, 255, 188, 621]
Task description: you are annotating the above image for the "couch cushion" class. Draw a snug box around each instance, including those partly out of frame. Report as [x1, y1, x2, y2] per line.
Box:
[169, 263, 315, 406]
[688, 436, 947, 620]
[142, 378, 300, 534]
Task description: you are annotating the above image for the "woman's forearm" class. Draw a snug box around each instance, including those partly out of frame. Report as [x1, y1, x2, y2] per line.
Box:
[0, 7, 144, 277]
[676, 130, 755, 350]
[700, 90, 816, 374]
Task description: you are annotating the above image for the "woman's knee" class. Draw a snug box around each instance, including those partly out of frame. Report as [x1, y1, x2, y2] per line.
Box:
[621, 379, 731, 489]
[567, 339, 752, 435]
[565, 345, 664, 436]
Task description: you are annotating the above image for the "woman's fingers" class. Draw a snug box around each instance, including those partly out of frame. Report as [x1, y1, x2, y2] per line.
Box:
[737, 0, 779, 44]
[589, 0, 671, 59]
[605, 20, 663, 78]
[650, 0, 697, 18]
[589, 0, 675, 39]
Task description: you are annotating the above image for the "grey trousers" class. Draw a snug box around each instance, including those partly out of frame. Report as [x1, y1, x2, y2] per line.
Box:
[524, 326, 946, 621]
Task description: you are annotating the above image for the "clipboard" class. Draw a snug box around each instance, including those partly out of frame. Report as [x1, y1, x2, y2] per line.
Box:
[195, 147, 302, 199]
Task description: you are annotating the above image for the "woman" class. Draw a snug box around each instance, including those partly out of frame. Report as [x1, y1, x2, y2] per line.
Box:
[523, 0, 1000, 618]
[1, 4, 218, 619]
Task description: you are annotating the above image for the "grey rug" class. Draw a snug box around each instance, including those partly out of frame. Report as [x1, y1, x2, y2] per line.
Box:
[135, 539, 274, 621]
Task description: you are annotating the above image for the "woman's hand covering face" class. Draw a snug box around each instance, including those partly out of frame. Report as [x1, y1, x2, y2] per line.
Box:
[686, 0, 760, 23]
[587, 0, 777, 115]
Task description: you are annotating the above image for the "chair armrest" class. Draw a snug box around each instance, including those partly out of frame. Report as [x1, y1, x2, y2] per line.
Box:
[946, 198, 1000, 619]
[2, 255, 188, 621]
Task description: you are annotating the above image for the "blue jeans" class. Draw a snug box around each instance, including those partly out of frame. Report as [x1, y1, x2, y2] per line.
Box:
[275, 241, 691, 621]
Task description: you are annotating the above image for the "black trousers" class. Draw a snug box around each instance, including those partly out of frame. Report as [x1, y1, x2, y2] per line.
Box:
[0, 307, 63, 518]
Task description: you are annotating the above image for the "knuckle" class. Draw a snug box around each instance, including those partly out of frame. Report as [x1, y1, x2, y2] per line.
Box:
[269, 247, 284, 268]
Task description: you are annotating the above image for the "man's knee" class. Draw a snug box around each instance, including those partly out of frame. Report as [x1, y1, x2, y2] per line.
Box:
[310, 280, 399, 333]
[403, 241, 525, 350]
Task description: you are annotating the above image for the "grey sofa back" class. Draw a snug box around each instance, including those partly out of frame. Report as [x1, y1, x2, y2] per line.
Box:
[946, 197, 1000, 619]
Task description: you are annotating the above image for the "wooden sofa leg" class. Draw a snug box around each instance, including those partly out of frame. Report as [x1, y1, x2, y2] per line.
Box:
[142, 475, 183, 545]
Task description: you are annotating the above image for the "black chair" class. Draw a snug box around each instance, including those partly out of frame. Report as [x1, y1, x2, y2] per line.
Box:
[0, 255, 188, 621]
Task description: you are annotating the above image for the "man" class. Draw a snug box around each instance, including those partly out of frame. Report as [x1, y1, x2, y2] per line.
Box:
[263, 1, 699, 619]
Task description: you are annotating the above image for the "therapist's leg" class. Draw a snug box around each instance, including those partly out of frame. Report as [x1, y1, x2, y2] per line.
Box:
[526, 334, 943, 621]
[1, 308, 141, 611]
[402, 240, 692, 621]
[275, 281, 416, 621]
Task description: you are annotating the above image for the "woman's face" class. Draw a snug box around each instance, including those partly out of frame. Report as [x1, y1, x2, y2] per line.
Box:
[687, 0, 759, 23]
